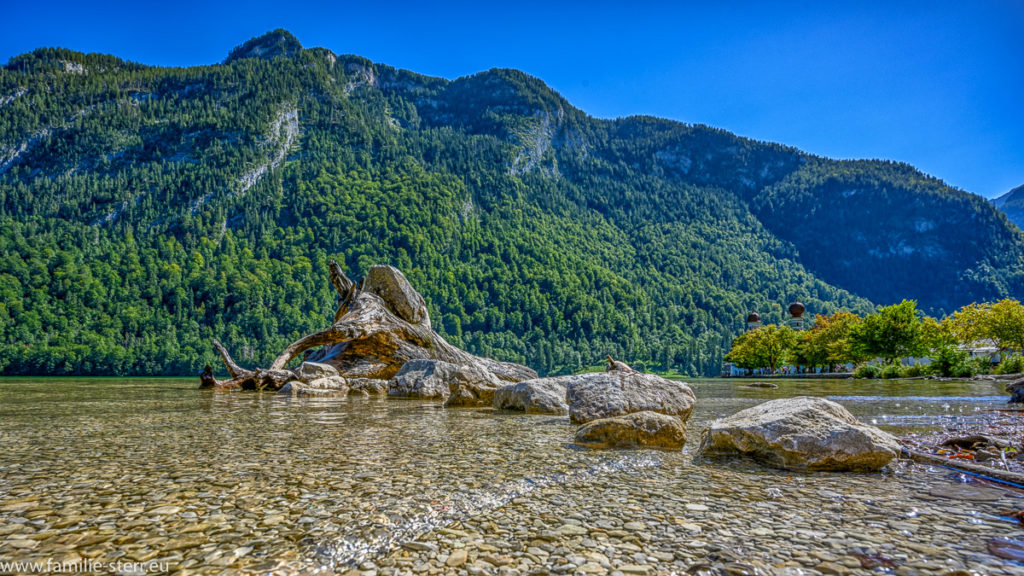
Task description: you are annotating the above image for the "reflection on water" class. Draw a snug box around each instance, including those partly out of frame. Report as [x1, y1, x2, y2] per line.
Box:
[0, 377, 1021, 574]
[691, 377, 1007, 436]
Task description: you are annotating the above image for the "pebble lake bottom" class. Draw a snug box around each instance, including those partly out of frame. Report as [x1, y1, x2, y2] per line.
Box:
[0, 377, 1022, 575]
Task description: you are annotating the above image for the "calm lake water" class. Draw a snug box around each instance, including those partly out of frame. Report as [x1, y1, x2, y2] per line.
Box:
[1, 377, 1022, 575]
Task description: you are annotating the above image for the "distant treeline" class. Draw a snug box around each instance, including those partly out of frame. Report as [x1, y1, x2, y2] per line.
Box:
[726, 299, 1024, 378]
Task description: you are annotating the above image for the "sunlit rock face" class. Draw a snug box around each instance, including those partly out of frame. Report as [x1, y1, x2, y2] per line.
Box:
[493, 378, 569, 415]
[574, 411, 686, 450]
[565, 367, 695, 424]
[698, 396, 900, 471]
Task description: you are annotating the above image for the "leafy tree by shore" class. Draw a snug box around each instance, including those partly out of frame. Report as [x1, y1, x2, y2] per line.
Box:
[724, 299, 1024, 377]
[945, 299, 1024, 354]
[848, 300, 924, 366]
[725, 324, 797, 372]
[792, 312, 866, 371]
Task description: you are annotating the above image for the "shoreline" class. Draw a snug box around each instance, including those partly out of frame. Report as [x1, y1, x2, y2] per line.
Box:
[720, 372, 853, 379]
[722, 372, 1024, 382]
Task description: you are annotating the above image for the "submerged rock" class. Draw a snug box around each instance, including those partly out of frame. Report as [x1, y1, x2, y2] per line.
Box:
[698, 396, 900, 471]
[493, 378, 569, 415]
[927, 483, 1007, 502]
[565, 360, 695, 424]
[388, 359, 458, 399]
[740, 381, 778, 389]
[988, 537, 1024, 562]
[575, 411, 686, 449]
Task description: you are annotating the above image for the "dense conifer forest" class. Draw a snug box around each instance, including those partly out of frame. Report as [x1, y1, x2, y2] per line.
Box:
[2, 30, 1022, 376]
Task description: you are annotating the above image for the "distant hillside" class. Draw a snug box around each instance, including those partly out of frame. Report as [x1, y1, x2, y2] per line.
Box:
[993, 184, 1024, 229]
[1, 29, 1022, 376]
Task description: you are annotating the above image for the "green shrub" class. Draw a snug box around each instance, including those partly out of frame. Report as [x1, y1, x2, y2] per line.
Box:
[855, 364, 882, 379]
[901, 364, 925, 378]
[997, 354, 1024, 375]
[880, 364, 902, 379]
[930, 345, 974, 377]
[971, 356, 994, 375]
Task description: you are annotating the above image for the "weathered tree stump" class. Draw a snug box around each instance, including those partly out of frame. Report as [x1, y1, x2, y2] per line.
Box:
[199, 365, 216, 388]
[206, 262, 537, 390]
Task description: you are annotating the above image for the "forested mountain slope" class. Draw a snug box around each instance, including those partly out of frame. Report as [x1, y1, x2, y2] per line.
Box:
[1, 30, 1020, 376]
[993, 184, 1024, 230]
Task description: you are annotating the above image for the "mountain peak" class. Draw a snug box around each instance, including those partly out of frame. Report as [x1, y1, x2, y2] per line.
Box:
[225, 29, 303, 63]
[993, 184, 1024, 208]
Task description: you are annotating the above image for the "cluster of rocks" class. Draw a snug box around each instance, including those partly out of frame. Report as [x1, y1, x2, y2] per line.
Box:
[277, 356, 503, 407]
[276, 361, 388, 397]
[277, 355, 901, 472]
[208, 264, 902, 472]
[495, 357, 696, 450]
[276, 355, 697, 449]
[278, 355, 696, 452]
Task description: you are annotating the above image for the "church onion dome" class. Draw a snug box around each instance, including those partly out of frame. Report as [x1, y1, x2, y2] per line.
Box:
[746, 312, 761, 323]
[788, 302, 805, 318]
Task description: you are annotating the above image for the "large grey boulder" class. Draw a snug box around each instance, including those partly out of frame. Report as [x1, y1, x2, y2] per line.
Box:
[279, 375, 349, 397]
[493, 378, 569, 415]
[294, 361, 339, 382]
[444, 364, 502, 407]
[575, 411, 686, 450]
[697, 397, 901, 471]
[388, 359, 457, 399]
[565, 360, 696, 424]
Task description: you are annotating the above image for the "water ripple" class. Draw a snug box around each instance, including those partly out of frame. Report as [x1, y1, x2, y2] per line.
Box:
[308, 452, 661, 570]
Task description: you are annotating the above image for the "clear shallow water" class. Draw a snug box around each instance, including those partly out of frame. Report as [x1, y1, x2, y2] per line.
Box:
[0, 377, 1022, 575]
[691, 377, 1009, 437]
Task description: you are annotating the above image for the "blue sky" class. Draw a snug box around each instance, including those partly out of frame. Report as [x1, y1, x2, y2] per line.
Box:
[3, 1, 1022, 198]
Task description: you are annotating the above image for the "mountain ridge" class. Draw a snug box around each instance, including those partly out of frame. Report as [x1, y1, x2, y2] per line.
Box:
[0, 30, 1021, 376]
[993, 184, 1024, 229]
